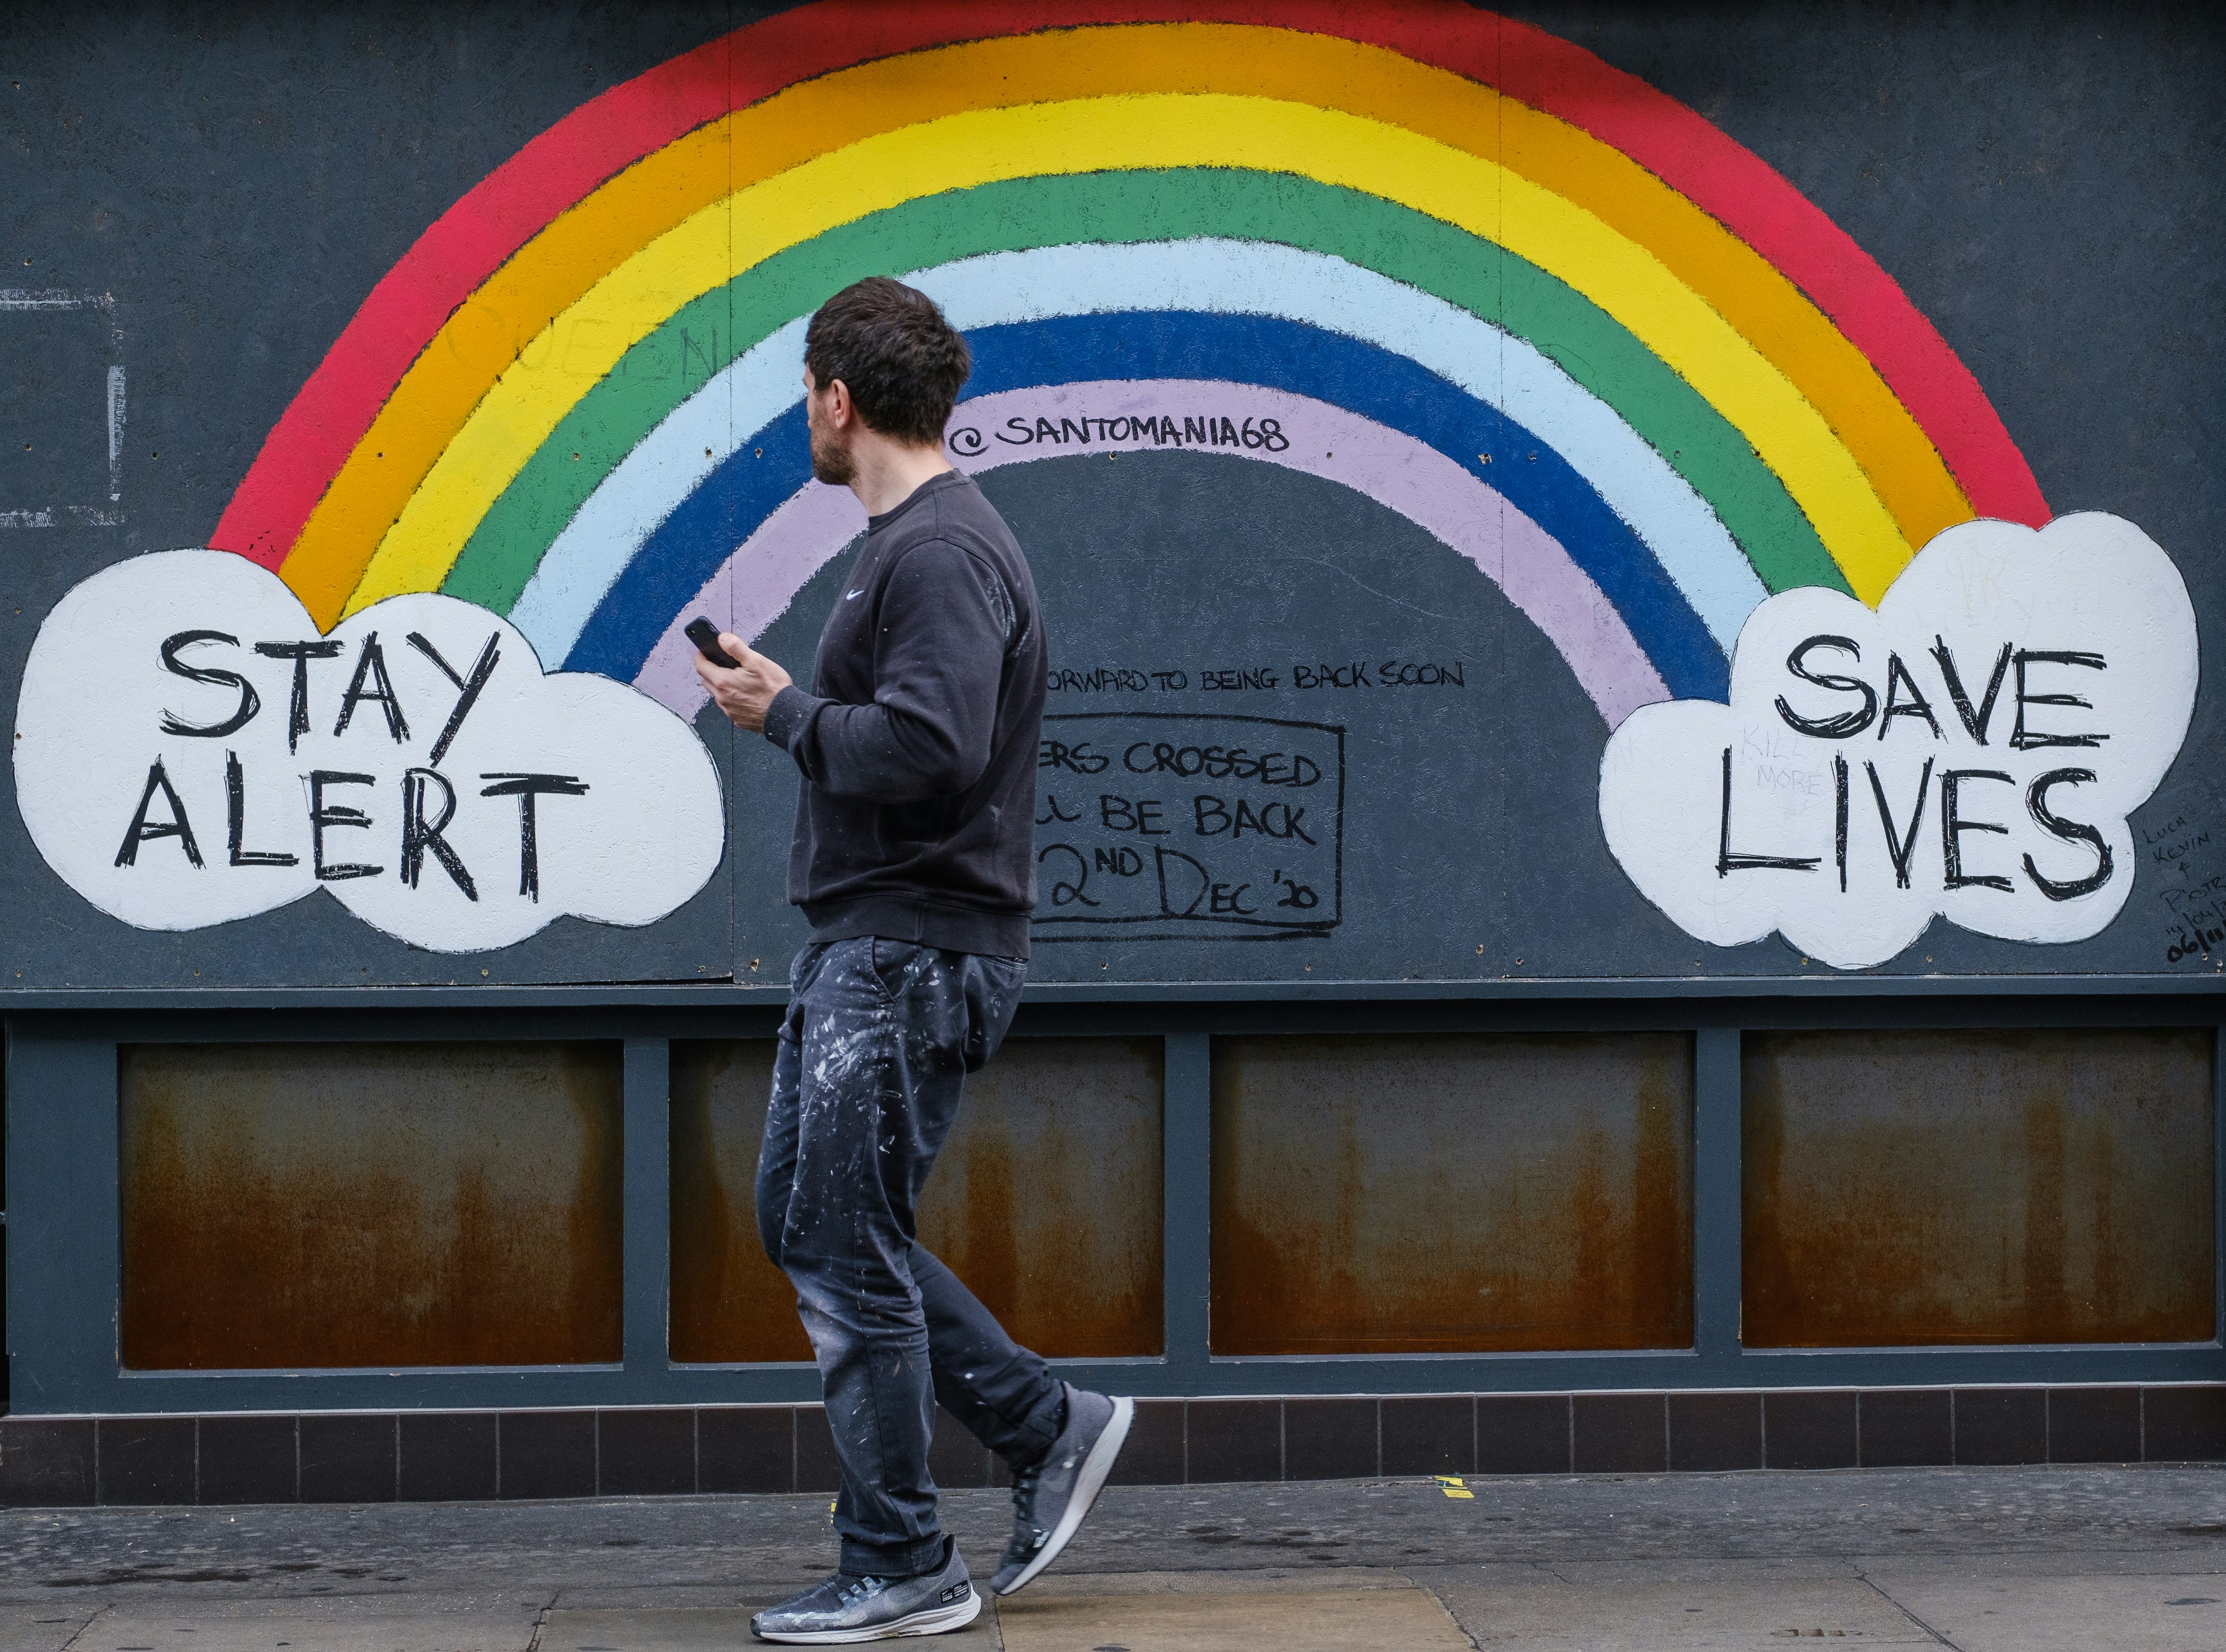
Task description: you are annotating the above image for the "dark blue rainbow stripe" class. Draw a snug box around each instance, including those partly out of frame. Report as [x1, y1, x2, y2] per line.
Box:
[566, 311, 1728, 700]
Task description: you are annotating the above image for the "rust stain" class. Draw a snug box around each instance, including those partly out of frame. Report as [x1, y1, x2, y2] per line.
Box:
[2023, 1090, 2069, 1336]
[120, 1042, 623, 1370]
[1633, 1062, 1694, 1343]
[667, 1040, 809, 1362]
[1210, 1033, 1695, 1355]
[949, 1117, 1021, 1322]
[917, 1039, 1165, 1357]
[669, 1037, 1164, 1363]
[1742, 1028, 2214, 1348]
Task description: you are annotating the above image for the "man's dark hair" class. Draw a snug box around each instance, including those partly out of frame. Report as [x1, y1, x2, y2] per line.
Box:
[803, 277, 972, 446]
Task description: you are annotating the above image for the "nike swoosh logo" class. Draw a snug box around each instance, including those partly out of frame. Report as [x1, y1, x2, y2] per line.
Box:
[846, 589, 865, 600]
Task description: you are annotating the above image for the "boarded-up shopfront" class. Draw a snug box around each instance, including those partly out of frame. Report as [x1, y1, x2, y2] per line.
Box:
[2, 1, 2221, 1505]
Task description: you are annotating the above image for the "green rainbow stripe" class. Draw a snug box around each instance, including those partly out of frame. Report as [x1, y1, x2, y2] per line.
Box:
[442, 168, 1847, 616]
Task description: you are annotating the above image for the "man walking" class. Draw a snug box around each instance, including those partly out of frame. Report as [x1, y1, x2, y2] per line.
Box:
[695, 277, 1133, 1643]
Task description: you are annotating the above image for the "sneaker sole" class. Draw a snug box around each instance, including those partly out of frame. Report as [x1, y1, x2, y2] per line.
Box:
[994, 1394, 1133, 1597]
[750, 1583, 981, 1643]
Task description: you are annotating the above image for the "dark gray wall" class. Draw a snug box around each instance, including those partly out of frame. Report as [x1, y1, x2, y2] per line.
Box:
[3, 2, 2219, 990]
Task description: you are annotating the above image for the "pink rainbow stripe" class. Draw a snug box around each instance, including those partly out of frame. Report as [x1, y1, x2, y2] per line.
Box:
[634, 381, 1668, 728]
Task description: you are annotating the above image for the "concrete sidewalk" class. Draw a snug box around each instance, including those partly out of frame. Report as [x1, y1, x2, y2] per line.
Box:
[4, 1464, 2224, 1650]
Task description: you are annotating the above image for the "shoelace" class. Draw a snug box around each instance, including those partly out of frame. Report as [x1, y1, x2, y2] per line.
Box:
[1002, 1461, 1046, 1561]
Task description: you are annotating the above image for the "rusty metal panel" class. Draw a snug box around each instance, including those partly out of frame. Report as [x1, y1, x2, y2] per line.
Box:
[1743, 1028, 2216, 1348]
[1210, 1033, 1694, 1355]
[669, 1037, 1164, 1363]
[667, 1039, 806, 1364]
[915, 1038, 1165, 1358]
[119, 1042, 623, 1370]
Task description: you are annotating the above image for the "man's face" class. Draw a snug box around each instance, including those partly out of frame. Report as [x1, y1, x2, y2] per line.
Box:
[803, 367, 856, 486]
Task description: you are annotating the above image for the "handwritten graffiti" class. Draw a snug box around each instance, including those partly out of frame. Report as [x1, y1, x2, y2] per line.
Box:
[1599, 515, 2199, 970]
[14, 550, 724, 952]
[1033, 713, 1342, 939]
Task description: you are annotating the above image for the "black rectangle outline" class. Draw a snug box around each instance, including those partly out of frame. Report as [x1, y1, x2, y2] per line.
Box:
[1031, 712, 1344, 934]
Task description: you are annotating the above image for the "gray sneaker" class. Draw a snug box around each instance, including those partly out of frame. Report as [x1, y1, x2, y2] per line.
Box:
[990, 1384, 1134, 1596]
[749, 1536, 979, 1643]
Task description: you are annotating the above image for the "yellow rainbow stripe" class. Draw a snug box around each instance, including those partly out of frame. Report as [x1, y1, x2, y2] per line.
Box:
[279, 26, 1968, 625]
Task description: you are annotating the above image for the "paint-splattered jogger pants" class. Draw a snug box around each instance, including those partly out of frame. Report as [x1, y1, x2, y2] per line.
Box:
[757, 934, 1067, 1579]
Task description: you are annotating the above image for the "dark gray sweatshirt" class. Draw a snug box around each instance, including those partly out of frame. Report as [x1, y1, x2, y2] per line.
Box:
[761, 471, 1046, 958]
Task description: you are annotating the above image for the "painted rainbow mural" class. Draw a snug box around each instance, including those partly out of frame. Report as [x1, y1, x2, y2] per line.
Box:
[207, 1, 2050, 728]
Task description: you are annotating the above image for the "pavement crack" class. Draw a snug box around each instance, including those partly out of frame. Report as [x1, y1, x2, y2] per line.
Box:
[1395, 1566, 1483, 1652]
[1858, 1570, 1963, 1649]
[55, 1603, 109, 1652]
[524, 1586, 560, 1652]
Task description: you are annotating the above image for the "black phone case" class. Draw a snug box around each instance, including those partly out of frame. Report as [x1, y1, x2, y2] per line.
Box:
[684, 617, 740, 668]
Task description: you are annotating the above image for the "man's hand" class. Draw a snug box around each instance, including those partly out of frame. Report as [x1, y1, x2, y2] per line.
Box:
[695, 633, 794, 733]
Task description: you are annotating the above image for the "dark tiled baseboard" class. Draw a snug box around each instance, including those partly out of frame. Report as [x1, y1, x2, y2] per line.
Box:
[2, 1384, 2218, 1507]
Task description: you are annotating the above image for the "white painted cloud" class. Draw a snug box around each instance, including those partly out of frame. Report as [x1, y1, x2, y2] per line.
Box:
[1598, 513, 2199, 970]
[14, 549, 724, 953]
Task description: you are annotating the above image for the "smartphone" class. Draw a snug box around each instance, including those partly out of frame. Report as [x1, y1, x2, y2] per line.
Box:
[684, 616, 741, 668]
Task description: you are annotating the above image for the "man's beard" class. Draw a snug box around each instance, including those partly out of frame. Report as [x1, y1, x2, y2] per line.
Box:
[809, 423, 856, 485]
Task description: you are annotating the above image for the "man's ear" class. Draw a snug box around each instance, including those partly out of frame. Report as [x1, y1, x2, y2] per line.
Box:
[824, 378, 854, 428]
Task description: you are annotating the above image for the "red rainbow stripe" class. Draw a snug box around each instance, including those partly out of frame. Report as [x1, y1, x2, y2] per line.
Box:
[210, 0, 2047, 570]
